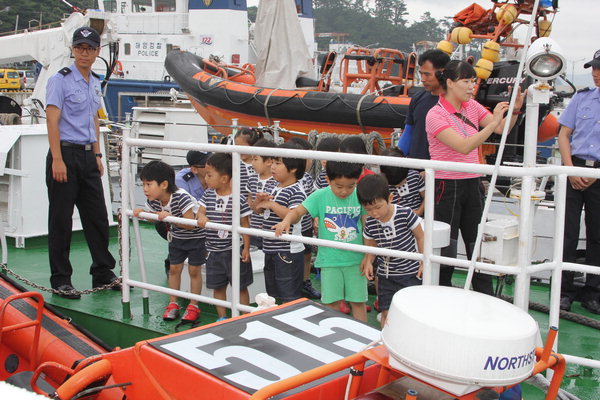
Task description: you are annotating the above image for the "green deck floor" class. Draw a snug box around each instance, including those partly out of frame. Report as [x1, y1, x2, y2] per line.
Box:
[3, 222, 599, 399]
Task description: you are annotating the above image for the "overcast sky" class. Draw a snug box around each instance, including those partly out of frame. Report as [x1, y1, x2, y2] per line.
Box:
[248, 0, 598, 83]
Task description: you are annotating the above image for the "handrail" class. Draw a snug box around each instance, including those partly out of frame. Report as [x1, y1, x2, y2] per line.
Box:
[0, 292, 44, 368]
[118, 130, 600, 373]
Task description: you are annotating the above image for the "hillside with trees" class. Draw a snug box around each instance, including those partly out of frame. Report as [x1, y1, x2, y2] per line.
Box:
[312, 0, 451, 52]
[0, 0, 95, 33]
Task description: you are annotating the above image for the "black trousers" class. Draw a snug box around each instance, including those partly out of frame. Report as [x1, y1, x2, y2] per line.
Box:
[561, 179, 600, 302]
[46, 148, 115, 288]
[434, 178, 494, 295]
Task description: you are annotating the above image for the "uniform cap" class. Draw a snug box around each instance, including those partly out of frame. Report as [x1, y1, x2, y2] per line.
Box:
[72, 27, 100, 48]
[186, 150, 211, 167]
[583, 49, 600, 69]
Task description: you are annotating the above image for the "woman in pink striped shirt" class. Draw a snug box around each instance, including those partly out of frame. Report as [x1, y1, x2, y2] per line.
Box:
[425, 60, 524, 295]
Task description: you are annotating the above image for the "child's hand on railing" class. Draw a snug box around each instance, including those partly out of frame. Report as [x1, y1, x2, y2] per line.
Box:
[157, 211, 171, 221]
[133, 208, 144, 218]
[273, 221, 290, 237]
[197, 214, 208, 228]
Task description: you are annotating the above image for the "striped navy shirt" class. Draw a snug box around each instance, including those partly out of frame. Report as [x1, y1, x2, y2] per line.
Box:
[199, 189, 252, 252]
[146, 189, 203, 239]
[389, 170, 424, 211]
[262, 182, 305, 254]
[298, 172, 315, 232]
[363, 204, 420, 277]
[238, 161, 254, 193]
[314, 169, 328, 191]
[245, 173, 277, 231]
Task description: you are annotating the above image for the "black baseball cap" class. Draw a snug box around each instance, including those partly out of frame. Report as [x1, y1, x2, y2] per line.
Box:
[186, 150, 211, 167]
[72, 27, 100, 48]
[583, 49, 600, 69]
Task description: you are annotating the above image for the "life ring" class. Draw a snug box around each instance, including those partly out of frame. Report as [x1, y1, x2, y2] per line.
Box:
[113, 60, 124, 76]
[54, 359, 112, 399]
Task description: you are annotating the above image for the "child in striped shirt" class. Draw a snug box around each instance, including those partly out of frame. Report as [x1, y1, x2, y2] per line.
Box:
[246, 139, 278, 249]
[253, 142, 306, 303]
[379, 148, 425, 216]
[357, 174, 424, 327]
[133, 161, 205, 323]
[197, 153, 253, 322]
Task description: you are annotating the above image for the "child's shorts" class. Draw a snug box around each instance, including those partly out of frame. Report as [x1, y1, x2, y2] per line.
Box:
[263, 251, 304, 302]
[205, 249, 253, 290]
[320, 265, 367, 304]
[377, 274, 421, 311]
[168, 237, 206, 266]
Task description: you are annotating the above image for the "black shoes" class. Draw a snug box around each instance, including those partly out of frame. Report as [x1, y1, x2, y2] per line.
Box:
[302, 279, 321, 299]
[559, 297, 572, 312]
[92, 275, 122, 291]
[581, 299, 600, 315]
[54, 284, 81, 299]
[559, 297, 600, 314]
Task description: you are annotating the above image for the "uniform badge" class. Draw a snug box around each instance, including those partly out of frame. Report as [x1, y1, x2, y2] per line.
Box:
[203, 0, 212, 6]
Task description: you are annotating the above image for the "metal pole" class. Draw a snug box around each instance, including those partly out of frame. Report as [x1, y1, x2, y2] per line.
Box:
[514, 93, 540, 310]
[121, 123, 132, 319]
[549, 174, 567, 348]
[129, 165, 150, 314]
[422, 168, 436, 285]
[273, 120, 280, 143]
[231, 151, 242, 317]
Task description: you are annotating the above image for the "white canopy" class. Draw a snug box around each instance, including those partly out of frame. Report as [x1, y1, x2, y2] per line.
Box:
[253, 0, 314, 89]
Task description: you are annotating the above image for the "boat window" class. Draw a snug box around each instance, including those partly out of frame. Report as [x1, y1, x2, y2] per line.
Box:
[103, 0, 117, 12]
[132, 0, 152, 12]
[124, 43, 131, 55]
[155, 0, 175, 12]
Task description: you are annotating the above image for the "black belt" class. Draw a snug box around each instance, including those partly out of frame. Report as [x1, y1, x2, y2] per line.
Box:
[572, 156, 600, 168]
[60, 141, 93, 151]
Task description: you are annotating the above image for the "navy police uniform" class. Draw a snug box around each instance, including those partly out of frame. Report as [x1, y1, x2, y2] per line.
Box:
[46, 64, 117, 290]
[559, 84, 600, 311]
[176, 168, 205, 201]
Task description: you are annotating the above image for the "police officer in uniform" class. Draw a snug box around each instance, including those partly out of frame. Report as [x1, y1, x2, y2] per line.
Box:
[46, 27, 119, 299]
[557, 49, 600, 314]
[175, 150, 210, 201]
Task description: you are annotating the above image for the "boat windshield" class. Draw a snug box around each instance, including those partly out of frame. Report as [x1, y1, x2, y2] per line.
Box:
[132, 0, 152, 12]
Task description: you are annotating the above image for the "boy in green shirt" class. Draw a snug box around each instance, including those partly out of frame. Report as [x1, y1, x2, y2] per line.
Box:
[275, 161, 367, 321]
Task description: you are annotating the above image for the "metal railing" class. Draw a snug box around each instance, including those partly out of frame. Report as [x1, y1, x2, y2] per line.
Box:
[119, 125, 600, 372]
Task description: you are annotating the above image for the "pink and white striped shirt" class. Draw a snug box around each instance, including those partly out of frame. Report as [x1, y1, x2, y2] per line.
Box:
[426, 95, 491, 179]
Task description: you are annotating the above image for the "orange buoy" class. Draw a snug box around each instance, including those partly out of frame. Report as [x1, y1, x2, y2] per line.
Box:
[538, 19, 552, 37]
[437, 40, 454, 55]
[450, 27, 473, 44]
[496, 4, 518, 25]
[482, 41, 501, 63]
[475, 58, 494, 80]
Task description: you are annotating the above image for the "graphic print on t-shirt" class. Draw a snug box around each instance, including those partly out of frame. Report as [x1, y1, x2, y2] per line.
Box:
[323, 205, 361, 242]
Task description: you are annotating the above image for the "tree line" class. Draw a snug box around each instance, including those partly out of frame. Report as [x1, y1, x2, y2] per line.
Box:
[311, 0, 451, 52]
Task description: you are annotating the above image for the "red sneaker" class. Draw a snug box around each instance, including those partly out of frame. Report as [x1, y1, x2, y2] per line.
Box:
[163, 303, 180, 321]
[339, 301, 351, 314]
[182, 304, 201, 323]
[374, 299, 380, 312]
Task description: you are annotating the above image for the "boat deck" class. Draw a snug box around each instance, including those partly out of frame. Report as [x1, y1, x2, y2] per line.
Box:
[2, 222, 599, 399]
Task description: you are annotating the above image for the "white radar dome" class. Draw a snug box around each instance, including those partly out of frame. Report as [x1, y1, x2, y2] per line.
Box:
[381, 286, 538, 396]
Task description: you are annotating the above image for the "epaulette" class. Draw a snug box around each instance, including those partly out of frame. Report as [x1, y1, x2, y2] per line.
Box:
[58, 67, 72, 76]
[577, 87, 592, 93]
[91, 71, 101, 79]
[182, 172, 195, 182]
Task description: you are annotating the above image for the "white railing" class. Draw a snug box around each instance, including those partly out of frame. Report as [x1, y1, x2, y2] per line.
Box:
[119, 127, 600, 372]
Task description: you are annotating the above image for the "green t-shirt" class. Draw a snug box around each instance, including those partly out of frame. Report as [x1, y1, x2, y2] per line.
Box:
[302, 187, 365, 268]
